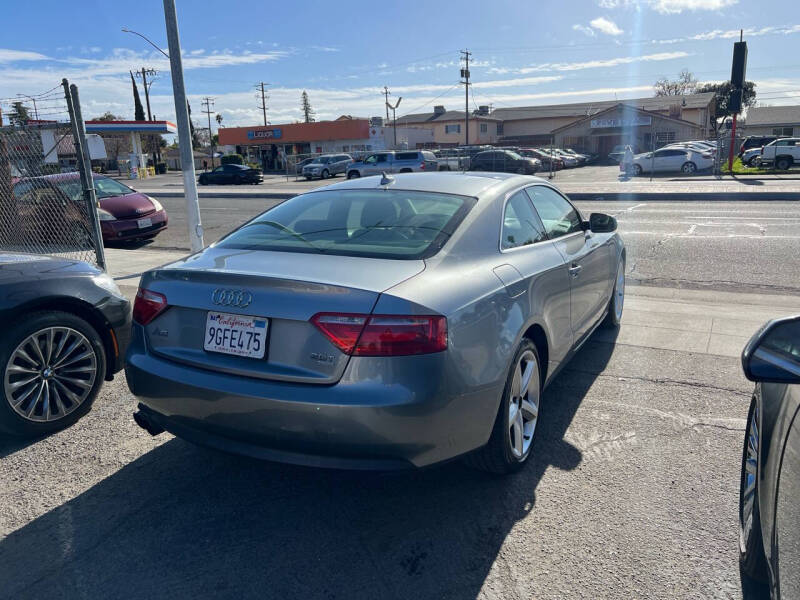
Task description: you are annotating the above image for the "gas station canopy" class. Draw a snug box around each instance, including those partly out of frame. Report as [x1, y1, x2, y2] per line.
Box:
[85, 120, 177, 134]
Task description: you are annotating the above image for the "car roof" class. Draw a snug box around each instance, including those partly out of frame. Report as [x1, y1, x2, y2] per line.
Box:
[305, 171, 546, 198]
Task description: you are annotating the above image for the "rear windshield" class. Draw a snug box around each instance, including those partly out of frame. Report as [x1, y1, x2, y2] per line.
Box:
[394, 152, 419, 161]
[216, 189, 476, 260]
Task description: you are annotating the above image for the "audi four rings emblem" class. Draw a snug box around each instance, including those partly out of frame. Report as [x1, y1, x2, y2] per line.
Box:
[211, 289, 253, 308]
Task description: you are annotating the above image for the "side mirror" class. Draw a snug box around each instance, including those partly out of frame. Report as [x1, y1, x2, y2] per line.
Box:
[742, 316, 800, 383]
[588, 212, 617, 233]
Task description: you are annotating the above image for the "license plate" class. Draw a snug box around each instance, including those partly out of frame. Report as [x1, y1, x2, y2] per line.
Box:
[137, 217, 152, 229]
[204, 311, 268, 359]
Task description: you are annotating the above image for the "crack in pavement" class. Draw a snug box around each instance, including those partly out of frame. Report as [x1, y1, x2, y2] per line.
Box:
[563, 368, 750, 396]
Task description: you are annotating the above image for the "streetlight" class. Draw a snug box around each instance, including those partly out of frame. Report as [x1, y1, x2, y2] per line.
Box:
[16, 94, 38, 120]
[121, 28, 170, 59]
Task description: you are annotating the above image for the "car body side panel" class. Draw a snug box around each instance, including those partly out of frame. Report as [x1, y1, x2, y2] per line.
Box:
[774, 391, 800, 597]
[758, 382, 798, 568]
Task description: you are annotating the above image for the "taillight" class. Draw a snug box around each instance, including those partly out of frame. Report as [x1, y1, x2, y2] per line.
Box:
[419, 162, 426, 170]
[133, 288, 168, 325]
[311, 313, 447, 356]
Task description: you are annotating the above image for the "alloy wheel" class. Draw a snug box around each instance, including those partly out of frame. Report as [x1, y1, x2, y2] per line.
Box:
[741, 403, 759, 546]
[682, 162, 697, 173]
[508, 349, 539, 459]
[3, 327, 97, 423]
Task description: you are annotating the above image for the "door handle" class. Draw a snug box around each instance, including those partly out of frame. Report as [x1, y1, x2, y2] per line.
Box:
[569, 263, 582, 277]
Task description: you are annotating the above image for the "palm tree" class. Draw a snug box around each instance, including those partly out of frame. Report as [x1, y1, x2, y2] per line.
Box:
[215, 113, 223, 127]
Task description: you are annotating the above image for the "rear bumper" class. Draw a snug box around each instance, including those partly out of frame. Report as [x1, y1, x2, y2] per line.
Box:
[102, 210, 168, 241]
[125, 326, 499, 469]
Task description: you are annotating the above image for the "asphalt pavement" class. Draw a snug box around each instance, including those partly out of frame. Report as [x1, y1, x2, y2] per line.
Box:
[1, 177, 798, 599]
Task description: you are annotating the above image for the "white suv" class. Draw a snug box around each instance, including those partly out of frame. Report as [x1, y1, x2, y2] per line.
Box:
[760, 138, 800, 170]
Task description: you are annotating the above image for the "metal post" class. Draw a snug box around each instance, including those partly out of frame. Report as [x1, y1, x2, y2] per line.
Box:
[163, 0, 204, 253]
[63, 80, 106, 270]
[727, 113, 738, 172]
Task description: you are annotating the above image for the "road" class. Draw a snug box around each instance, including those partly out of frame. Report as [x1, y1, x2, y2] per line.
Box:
[2, 192, 798, 599]
[142, 194, 800, 295]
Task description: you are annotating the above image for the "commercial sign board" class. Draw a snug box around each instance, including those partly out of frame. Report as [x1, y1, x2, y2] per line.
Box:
[247, 129, 283, 140]
[590, 116, 652, 128]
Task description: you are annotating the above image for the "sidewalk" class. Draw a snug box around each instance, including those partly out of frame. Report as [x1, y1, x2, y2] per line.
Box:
[106, 247, 799, 359]
[117, 172, 800, 202]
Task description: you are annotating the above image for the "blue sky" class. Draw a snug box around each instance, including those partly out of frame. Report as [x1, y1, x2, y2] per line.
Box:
[1, 0, 799, 131]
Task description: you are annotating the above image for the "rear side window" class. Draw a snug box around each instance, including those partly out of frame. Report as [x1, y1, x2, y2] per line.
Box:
[217, 189, 476, 260]
[525, 186, 582, 239]
[502, 191, 547, 250]
[395, 152, 419, 161]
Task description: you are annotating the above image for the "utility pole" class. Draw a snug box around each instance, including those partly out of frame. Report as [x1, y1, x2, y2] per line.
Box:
[136, 68, 159, 165]
[256, 82, 269, 126]
[163, 0, 204, 252]
[201, 96, 216, 168]
[16, 94, 39, 121]
[460, 50, 471, 146]
[386, 96, 401, 149]
[383, 86, 390, 122]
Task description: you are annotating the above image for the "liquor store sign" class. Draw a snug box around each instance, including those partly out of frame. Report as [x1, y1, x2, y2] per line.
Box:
[247, 129, 283, 140]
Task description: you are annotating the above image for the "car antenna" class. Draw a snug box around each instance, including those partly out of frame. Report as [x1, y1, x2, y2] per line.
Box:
[379, 171, 395, 186]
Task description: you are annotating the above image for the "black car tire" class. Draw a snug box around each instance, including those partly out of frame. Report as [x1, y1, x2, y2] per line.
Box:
[776, 157, 792, 171]
[347, 171, 360, 179]
[603, 256, 625, 328]
[0, 311, 106, 437]
[739, 395, 769, 580]
[199, 176, 207, 185]
[681, 161, 697, 174]
[747, 156, 761, 168]
[321, 169, 330, 179]
[465, 339, 541, 474]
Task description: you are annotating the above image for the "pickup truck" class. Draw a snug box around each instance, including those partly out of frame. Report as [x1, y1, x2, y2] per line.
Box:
[759, 138, 800, 170]
[433, 149, 467, 171]
[346, 150, 438, 178]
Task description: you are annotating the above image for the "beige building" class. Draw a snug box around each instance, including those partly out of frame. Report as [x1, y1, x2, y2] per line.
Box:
[394, 105, 502, 146]
[743, 105, 800, 137]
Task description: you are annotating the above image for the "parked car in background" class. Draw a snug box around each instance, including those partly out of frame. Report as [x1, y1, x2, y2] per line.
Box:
[198, 164, 263, 185]
[519, 148, 563, 171]
[740, 135, 779, 157]
[126, 172, 625, 473]
[433, 149, 468, 171]
[13, 174, 168, 244]
[631, 148, 713, 175]
[608, 145, 639, 164]
[759, 138, 800, 171]
[302, 154, 353, 180]
[738, 316, 800, 599]
[561, 149, 590, 165]
[742, 147, 764, 168]
[294, 157, 316, 174]
[469, 150, 540, 174]
[346, 150, 438, 178]
[0, 253, 130, 436]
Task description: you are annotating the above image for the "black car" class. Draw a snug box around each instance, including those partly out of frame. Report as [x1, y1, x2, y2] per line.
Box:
[739, 315, 800, 598]
[739, 136, 778, 157]
[198, 164, 263, 185]
[0, 254, 131, 436]
[468, 150, 539, 175]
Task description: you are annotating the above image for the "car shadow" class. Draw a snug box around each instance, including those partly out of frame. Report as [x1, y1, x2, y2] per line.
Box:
[0, 331, 618, 599]
[0, 435, 42, 459]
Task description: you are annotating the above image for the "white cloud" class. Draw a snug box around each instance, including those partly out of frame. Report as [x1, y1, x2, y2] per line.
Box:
[0, 49, 49, 63]
[511, 51, 689, 74]
[312, 46, 340, 52]
[650, 0, 737, 13]
[189, 49, 205, 55]
[472, 84, 655, 105]
[590, 16, 624, 35]
[572, 24, 596, 37]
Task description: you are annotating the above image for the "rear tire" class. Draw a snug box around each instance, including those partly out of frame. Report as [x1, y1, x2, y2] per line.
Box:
[681, 161, 697, 174]
[347, 171, 360, 179]
[465, 339, 541, 474]
[776, 157, 792, 171]
[739, 395, 769, 581]
[747, 156, 761, 168]
[321, 169, 330, 179]
[0, 311, 106, 437]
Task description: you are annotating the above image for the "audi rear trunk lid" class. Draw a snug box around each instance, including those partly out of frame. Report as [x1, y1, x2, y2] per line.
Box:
[138, 247, 426, 383]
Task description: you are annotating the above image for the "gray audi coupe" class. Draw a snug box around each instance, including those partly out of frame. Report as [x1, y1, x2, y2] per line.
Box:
[125, 172, 625, 473]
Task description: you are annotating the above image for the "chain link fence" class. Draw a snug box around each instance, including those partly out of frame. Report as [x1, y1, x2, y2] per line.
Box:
[0, 81, 104, 268]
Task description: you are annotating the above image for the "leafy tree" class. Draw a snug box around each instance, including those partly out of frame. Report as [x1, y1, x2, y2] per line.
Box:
[8, 101, 31, 126]
[654, 69, 698, 97]
[696, 80, 757, 125]
[94, 111, 122, 122]
[301, 91, 315, 123]
[130, 72, 146, 121]
[215, 113, 223, 127]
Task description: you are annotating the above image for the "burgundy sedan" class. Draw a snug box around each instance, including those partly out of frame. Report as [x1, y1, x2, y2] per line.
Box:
[13, 173, 168, 243]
